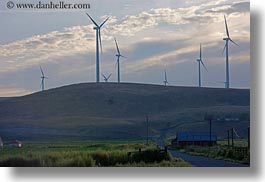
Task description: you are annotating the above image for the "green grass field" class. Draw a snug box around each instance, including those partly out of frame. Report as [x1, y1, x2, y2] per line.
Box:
[0, 140, 191, 167]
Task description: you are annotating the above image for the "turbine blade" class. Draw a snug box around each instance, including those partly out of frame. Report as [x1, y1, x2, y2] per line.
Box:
[99, 29, 103, 53]
[120, 55, 127, 59]
[40, 65, 44, 77]
[222, 43, 227, 55]
[230, 38, 240, 47]
[107, 73, 112, 80]
[224, 15, 230, 38]
[201, 60, 208, 71]
[114, 38, 120, 54]
[101, 73, 107, 80]
[115, 59, 118, 69]
[164, 70, 167, 81]
[100, 17, 109, 28]
[216, 81, 226, 83]
[86, 13, 99, 27]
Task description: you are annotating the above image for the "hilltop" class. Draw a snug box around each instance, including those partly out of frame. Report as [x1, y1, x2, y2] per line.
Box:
[0, 83, 250, 141]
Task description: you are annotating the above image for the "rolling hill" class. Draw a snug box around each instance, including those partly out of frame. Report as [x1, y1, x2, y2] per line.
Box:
[0, 83, 250, 141]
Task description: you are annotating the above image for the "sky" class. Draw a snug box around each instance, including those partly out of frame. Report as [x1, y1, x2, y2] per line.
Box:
[0, 0, 250, 96]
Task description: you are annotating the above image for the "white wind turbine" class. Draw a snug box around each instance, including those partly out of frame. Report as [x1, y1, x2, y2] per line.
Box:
[197, 44, 207, 87]
[102, 73, 112, 82]
[114, 38, 126, 83]
[86, 13, 109, 83]
[164, 70, 169, 86]
[40, 65, 48, 91]
[222, 15, 239, 89]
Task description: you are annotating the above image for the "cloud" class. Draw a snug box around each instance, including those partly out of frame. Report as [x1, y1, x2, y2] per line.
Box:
[0, 25, 96, 73]
[204, 1, 250, 15]
[0, 88, 32, 97]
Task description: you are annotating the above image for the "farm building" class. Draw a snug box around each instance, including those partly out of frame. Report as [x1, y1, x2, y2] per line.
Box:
[7, 140, 23, 148]
[0, 137, 3, 149]
[171, 131, 217, 147]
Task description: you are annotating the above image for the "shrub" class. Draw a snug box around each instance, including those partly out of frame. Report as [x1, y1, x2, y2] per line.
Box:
[0, 157, 41, 167]
[91, 151, 129, 167]
[69, 155, 95, 167]
[131, 149, 172, 163]
[226, 149, 235, 158]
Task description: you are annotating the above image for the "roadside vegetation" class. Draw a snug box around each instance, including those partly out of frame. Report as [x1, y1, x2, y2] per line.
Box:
[0, 141, 191, 167]
[169, 139, 249, 165]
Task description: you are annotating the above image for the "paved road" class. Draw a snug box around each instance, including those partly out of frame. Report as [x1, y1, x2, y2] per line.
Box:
[169, 150, 249, 167]
[157, 138, 248, 167]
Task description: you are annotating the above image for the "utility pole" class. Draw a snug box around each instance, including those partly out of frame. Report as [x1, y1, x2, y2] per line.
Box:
[146, 115, 149, 146]
[205, 114, 213, 147]
[209, 118, 212, 147]
[231, 128, 234, 148]
[248, 127, 250, 150]
[227, 129, 230, 146]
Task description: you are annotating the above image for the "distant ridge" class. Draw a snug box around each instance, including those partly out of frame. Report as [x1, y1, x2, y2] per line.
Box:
[0, 83, 250, 141]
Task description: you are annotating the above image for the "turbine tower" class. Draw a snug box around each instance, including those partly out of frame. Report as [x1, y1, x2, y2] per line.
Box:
[102, 73, 112, 82]
[40, 65, 48, 91]
[223, 15, 239, 89]
[197, 44, 207, 87]
[114, 38, 126, 83]
[86, 13, 109, 83]
[164, 70, 169, 86]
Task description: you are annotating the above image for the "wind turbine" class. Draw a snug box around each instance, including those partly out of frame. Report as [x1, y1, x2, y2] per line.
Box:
[197, 44, 207, 87]
[102, 73, 112, 82]
[164, 70, 169, 86]
[86, 13, 109, 83]
[40, 65, 48, 91]
[114, 38, 126, 83]
[216, 81, 227, 88]
[223, 15, 239, 89]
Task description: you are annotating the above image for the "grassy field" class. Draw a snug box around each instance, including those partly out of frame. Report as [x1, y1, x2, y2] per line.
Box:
[0, 140, 191, 167]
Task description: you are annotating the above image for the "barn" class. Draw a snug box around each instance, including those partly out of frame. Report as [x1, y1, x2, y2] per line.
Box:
[171, 131, 217, 147]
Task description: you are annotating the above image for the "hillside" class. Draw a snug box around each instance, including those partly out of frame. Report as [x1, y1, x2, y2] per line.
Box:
[0, 83, 250, 141]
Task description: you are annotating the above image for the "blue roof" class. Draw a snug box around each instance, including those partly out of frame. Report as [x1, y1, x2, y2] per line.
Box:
[177, 132, 217, 142]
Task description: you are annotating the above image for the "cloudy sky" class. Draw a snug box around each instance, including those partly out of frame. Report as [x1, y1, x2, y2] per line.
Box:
[0, 0, 250, 96]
